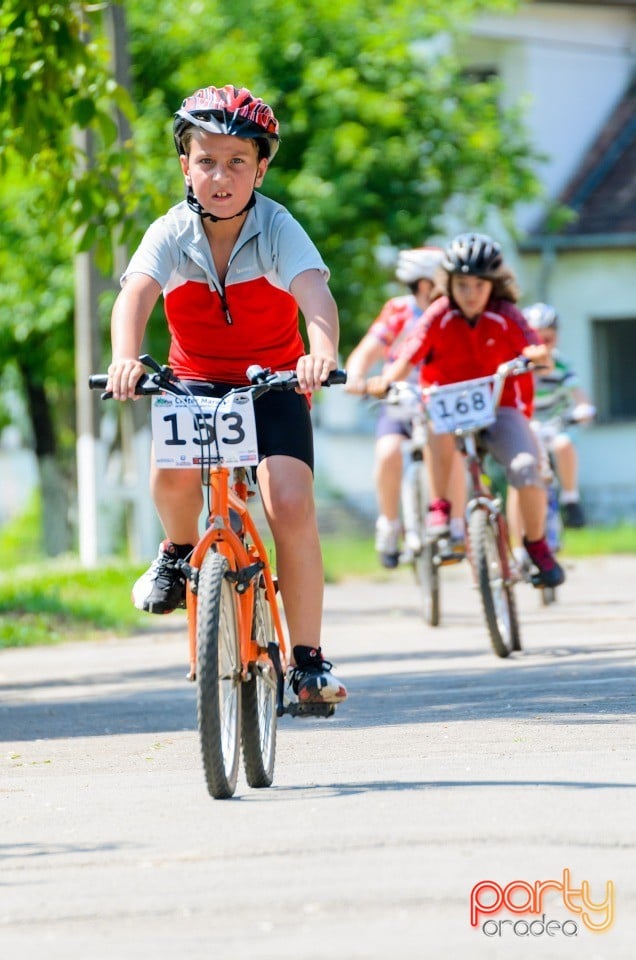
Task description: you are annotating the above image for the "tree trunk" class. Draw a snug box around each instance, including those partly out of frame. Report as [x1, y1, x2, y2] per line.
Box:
[20, 365, 72, 556]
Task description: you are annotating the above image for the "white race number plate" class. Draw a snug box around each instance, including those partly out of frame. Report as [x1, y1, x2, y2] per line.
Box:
[151, 393, 258, 468]
[427, 381, 495, 434]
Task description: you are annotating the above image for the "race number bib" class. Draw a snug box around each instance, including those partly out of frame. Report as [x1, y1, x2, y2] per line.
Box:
[427, 380, 495, 434]
[151, 393, 259, 468]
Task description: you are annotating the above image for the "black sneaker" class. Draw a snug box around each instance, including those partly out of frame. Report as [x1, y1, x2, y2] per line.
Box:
[286, 646, 348, 705]
[561, 501, 586, 529]
[132, 540, 192, 614]
[523, 536, 565, 589]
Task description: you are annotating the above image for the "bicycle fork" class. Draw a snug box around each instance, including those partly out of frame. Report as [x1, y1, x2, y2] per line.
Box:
[465, 498, 517, 586]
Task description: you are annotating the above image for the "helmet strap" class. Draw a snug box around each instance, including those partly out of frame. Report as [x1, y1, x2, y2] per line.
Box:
[185, 187, 256, 222]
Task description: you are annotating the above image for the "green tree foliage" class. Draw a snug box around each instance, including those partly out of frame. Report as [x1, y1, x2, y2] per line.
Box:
[126, 0, 536, 348]
[0, 0, 138, 261]
[0, 0, 539, 552]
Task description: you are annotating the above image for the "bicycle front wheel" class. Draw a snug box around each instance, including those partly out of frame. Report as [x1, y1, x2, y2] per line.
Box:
[414, 539, 440, 627]
[406, 460, 440, 627]
[468, 509, 521, 658]
[241, 584, 277, 788]
[197, 552, 241, 799]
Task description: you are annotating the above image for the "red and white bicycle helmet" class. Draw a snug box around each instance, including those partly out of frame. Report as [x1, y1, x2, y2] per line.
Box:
[173, 84, 280, 160]
[395, 246, 445, 285]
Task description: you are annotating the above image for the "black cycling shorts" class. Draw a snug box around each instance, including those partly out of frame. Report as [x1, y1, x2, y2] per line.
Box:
[183, 380, 314, 473]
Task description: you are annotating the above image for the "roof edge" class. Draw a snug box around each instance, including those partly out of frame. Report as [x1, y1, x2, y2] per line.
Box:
[520, 233, 636, 252]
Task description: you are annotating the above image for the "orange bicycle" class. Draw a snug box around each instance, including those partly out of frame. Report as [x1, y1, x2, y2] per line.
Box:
[89, 356, 346, 799]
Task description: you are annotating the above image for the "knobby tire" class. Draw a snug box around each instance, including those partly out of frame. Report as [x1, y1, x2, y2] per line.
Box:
[408, 461, 440, 627]
[241, 584, 277, 788]
[468, 509, 521, 658]
[415, 539, 440, 627]
[197, 552, 241, 799]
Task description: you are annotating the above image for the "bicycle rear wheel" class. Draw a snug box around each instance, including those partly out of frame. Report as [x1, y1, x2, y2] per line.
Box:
[241, 584, 277, 788]
[468, 509, 521, 658]
[197, 551, 241, 799]
[541, 585, 557, 606]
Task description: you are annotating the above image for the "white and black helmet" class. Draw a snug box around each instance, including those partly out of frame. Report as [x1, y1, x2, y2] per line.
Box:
[395, 246, 445, 285]
[523, 302, 559, 331]
[442, 232, 503, 277]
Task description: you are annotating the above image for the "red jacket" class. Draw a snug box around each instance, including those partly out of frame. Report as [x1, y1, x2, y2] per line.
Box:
[398, 296, 540, 416]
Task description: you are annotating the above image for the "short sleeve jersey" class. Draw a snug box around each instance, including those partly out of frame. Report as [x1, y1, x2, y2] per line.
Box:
[532, 352, 579, 421]
[367, 295, 423, 384]
[122, 193, 329, 382]
[398, 296, 540, 416]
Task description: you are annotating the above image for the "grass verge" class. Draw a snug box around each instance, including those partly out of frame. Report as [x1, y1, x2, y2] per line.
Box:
[0, 525, 634, 649]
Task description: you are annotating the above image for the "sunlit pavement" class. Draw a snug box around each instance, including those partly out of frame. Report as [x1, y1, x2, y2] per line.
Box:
[1, 555, 634, 958]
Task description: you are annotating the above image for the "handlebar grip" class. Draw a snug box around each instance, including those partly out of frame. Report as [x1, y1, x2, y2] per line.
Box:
[324, 369, 347, 386]
[88, 372, 160, 398]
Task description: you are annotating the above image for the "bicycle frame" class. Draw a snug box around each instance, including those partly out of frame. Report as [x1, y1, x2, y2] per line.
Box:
[185, 464, 288, 687]
[419, 357, 531, 656]
[89, 357, 347, 797]
[461, 431, 516, 587]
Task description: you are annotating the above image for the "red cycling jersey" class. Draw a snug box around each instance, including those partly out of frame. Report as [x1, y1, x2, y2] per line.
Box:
[398, 296, 540, 416]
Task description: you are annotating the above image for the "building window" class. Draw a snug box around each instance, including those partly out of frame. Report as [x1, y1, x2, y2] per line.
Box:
[593, 317, 636, 422]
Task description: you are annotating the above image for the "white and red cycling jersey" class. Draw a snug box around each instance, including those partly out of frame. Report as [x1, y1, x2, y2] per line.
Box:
[121, 193, 328, 383]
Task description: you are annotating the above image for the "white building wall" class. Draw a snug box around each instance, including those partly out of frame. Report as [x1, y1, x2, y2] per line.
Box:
[519, 248, 636, 516]
[464, 3, 636, 230]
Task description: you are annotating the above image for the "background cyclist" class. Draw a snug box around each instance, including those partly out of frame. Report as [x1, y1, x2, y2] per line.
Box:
[366, 232, 565, 590]
[523, 301, 596, 528]
[106, 84, 347, 707]
[345, 246, 465, 567]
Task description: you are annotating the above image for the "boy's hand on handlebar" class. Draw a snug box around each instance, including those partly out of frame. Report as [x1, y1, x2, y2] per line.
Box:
[523, 344, 549, 367]
[295, 353, 337, 393]
[343, 372, 368, 395]
[108, 358, 147, 400]
[365, 375, 390, 398]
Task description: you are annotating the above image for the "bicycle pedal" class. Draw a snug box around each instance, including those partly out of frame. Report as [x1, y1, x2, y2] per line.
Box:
[439, 551, 464, 566]
[283, 701, 336, 719]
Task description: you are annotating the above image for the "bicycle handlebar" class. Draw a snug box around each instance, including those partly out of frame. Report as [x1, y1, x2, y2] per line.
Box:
[88, 359, 347, 399]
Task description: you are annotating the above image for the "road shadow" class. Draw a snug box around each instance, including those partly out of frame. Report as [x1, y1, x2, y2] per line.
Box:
[2, 646, 635, 742]
[1, 683, 196, 742]
[241, 777, 636, 802]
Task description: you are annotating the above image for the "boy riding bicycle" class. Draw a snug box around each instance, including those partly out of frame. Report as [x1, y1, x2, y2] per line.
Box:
[366, 232, 565, 589]
[106, 84, 347, 707]
[523, 301, 596, 528]
[345, 246, 466, 567]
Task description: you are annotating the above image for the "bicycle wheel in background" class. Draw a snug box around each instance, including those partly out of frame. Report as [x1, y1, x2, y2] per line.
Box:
[541, 482, 561, 606]
[406, 461, 440, 626]
[197, 551, 241, 799]
[468, 509, 521, 657]
[414, 538, 440, 627]
[241, 583, 277, 788]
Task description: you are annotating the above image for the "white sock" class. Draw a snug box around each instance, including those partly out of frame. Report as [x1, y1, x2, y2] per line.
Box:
[376, 515, 401, 531]
[450, 517, 465, 539]
[560, 490, 580, 505]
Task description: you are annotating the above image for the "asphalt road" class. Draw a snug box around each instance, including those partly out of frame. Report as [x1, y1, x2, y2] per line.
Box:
[1, 555, 635, 959]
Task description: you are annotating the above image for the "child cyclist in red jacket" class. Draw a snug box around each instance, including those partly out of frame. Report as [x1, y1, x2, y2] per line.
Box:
[367, 232, 565, 589]
[106, 84, 347, 707]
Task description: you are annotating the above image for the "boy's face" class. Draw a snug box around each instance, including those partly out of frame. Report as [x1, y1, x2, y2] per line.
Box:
[180, 131, 268, 219]
[450, 274, 493, 320]
[537, 328, 558, 351]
